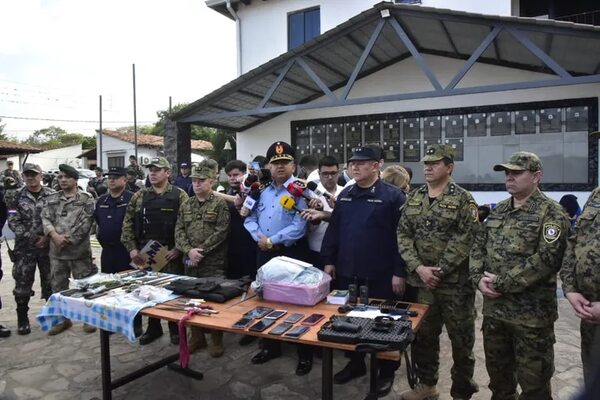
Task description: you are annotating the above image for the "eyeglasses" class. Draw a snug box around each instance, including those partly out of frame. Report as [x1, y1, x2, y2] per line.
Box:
[319, 171, 339, 178]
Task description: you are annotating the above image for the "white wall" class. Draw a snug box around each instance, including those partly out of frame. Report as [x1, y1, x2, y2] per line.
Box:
[27, 144, 83, 171]
[235, 0, 513, 73]
[97, 134, 158, 169]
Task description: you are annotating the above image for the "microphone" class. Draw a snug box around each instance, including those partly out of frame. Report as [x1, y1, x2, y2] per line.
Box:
[306, 181, 333, 200]
[240, 174, 259, 194]
[240, 182, 261, 217]
[279, 195, 301, 212]
[286, 181, 313, 201]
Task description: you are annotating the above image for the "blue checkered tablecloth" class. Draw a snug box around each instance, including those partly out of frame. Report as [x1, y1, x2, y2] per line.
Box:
[37, 289, 178, 342]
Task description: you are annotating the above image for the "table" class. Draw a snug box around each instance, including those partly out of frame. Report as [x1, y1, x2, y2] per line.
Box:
[100, 295, 428, 400]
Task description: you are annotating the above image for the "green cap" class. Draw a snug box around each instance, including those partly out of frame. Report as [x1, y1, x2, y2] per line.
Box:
[145, 157, 170, 169]
[493, 151, 543, 172]
[23, 163, 42, 174]
[58, 164, 79, 179]
[421, 144, 455, 162]
[191, 159, 218, 179]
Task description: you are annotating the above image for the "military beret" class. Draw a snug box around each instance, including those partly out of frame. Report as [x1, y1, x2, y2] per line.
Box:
[266, 141, 295, 163]
[421, 144, 456, 163]
[58, 164, 79, 179]
[494, 151, 542, 172]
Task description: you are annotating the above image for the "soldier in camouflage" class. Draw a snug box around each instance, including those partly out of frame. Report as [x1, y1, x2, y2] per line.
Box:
[121, 156, 188, 345]
[127, 155, 145, 180]
[41, 164, 97, 336]
[175, 159, 230, 357]
[470, 152, 569, 400]
[3, 161, 23, 189]
[560, 186, 600, 387]
[398, 144, 479, 400]
[7, 164, 55, 335]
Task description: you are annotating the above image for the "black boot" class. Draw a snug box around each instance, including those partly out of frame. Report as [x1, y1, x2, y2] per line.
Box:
[16, 304, 31, 335]
[139, 317, 163, 345]
[168, 322, 179, 345]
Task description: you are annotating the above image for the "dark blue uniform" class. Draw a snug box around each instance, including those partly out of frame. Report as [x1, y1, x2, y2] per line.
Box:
[225, 188, 258, 279]
[173, 175, 192, 192]
[95, 191, 134, 273]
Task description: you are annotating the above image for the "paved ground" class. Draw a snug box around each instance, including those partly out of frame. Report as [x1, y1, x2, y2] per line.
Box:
[0, 239, 586, 400]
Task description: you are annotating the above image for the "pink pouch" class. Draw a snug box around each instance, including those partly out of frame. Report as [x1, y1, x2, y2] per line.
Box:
[262, 273, 332, 306]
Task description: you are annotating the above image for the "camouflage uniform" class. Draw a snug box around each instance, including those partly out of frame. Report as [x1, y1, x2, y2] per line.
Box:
[398, 151, 479, 399]
[41, 190, 97, 293]
[471, 182, 569, 399]
[3, 168, 23, 188]
[121, 183, 188, 274]
[175, 193, 230, 277]
[8, 186, 56, 304]
[560, 187, 600, 386]
[127, 163, 145, 180]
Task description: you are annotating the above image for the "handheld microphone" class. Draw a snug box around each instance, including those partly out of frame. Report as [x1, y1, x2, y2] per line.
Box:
[279, 195, 301, 212]
[286, 181, 313, 201]
[240, 174, 259, 194]
[306, 181, 333, 200]
[240, 182, 261, 217]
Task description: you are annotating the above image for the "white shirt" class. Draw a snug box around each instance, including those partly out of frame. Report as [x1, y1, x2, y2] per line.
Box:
[307, 183, 344, 252]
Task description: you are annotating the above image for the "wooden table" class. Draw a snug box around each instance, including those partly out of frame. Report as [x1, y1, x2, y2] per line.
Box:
[100, 295, 428, 400]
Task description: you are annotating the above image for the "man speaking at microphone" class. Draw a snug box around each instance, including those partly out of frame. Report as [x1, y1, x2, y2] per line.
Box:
[243, 141, 312, 375]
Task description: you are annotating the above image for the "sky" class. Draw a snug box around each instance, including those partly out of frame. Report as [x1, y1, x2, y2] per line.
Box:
[0, 0, 237, 140]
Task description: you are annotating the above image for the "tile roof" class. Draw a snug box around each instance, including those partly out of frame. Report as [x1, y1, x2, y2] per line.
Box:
[0, 140, 43, 154]
[102, 130, 213, 151]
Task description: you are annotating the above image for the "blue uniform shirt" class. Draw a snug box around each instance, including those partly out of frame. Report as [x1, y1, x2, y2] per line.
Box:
[321, 179, 406, 279]
[174, 175, 192, 192]
[244, 175, 307, 246]
[95, 190, 134, 246]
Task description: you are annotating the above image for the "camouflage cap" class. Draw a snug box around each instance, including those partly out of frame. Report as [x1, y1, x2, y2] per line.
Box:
[493, 151, 543, 172]
[23, 163, 42, 174]
[191, 159, 218, 179]
[145, 157, 170, 169]
[421, 144, 456, 162]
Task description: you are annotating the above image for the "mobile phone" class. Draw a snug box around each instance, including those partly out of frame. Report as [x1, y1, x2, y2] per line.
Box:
[249, 318, 276, 332]
[268, 322, 293, 336]
[301, 313, 325, 326]
[264, 310, 287, 320]
[394, 302, 410, 310]
[244, 306, 274, 319]
[251, 161, 261, 170]
[284, 325, 309, 339]
[232, 317, 254, 329]
[284, 313, 305, 323]
[369, 299, 384, 307]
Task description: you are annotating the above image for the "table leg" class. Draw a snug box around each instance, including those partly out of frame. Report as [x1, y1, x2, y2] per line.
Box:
[322, 347, 333, 400]
[100, 329, 112, 400]
[363, 353, 379, 400]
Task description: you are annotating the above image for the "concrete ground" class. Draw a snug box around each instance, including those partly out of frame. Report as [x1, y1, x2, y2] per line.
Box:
[0, 239, 585, 400]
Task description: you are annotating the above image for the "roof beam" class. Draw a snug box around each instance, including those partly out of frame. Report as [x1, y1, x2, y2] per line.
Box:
[258, 59, 294, 109]
[238, 89, 286, 106]
[305, 54, 347, 79]
[346, 32, 383, 64]
[389, 16, 443, 92]
[507, 26, 571, 78]
[445, 25, 502, 91]
[439, 20, 459, 55]
[297, 57, 337, 101]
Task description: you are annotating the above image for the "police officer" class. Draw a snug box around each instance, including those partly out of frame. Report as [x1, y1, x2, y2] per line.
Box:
[41, 164, 97, 336]
[95, 167, 133, 273]
[127, 155, 145, 180]
[173, 162, 192, 192]
[87, 167, 107, 198]
[397, 144, 479, 400]
[7, 163, 55, 335]
[175, 159, 230, 357]
[244, 141, 312, 375]
[470, 152, 569, 400]
[121, 156, 188, 345]
[561, 186, 600, 387]
[321, 146, 406, 396]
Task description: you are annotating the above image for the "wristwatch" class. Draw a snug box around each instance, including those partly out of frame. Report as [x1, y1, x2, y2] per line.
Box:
[266, 238, 274, 250]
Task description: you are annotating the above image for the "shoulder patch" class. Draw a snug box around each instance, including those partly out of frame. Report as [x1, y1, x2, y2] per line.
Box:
[469, 202, 478, 222]
[543, 222, 561, 244]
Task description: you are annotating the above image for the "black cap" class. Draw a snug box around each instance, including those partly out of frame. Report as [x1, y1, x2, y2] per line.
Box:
[58, 164, 79, 179]
[266, 141, 295, 163]
[105, 167, 127, 177]
[94, 166, 103, 172]
[180, 162, 189, 168]
[348, 147, 379, 162]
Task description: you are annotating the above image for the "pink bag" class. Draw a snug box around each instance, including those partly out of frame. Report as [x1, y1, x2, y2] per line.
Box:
[262, 273, 332, 306]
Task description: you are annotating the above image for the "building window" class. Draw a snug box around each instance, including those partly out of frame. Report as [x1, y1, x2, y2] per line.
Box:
[108, 156, 124, 168]
[288, 7, 320, 50]
[291, 97, 597, 191]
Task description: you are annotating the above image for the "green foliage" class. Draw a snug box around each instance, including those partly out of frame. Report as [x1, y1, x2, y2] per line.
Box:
[23, 126, 95, 150]
[0, 118, 8, 141]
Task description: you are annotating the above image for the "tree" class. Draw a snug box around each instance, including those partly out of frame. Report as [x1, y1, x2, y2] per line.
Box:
[23, 126, 95, 149]
[0, 118, 8, 141]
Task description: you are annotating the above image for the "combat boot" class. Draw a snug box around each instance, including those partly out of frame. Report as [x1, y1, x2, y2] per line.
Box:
[16, 305, 31, 335]
[400, 383, 439, 400]
[209, 330, 224, 358]
[48, 319, 73, 336]
[188, 327, 207, 353]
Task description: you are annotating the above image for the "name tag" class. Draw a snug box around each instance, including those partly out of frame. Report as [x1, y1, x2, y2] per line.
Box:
[339, 197, 352, 202]
[99, 205, 109, 208]
[367, 199, 383, 203]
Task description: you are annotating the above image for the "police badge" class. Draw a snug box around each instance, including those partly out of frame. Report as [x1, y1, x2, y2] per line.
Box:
[543, 222, 561, 244]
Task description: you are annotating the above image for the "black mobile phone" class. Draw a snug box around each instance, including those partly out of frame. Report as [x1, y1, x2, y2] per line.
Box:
[284, 313, 304, 323]
[301, 313, 325, 326]
[231, 317, 254, 329]
[394, 302, 410, 310]
[268, 322, 294, 336]
[249, 318, 276, 332]
[244, 306, 274, 319]
[283, 325, 309, 338]
[264, 310, 287, 320]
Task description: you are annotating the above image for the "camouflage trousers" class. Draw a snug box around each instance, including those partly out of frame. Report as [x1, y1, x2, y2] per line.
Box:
[581, 320, 600, 387]
[482, 317, 555, 400]
[49, 257, 98, 293]
[413, 289, 478, 398]
[12, 247, 52, 304]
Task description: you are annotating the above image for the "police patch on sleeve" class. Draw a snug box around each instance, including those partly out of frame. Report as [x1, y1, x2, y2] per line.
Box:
[469, 203, 478, 222]
[543, 223, 561, 243]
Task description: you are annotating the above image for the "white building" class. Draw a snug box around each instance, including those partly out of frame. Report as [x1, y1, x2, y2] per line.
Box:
[171, 0, 600, 206]
[26, 144, 83, 171]
[97, 130, 213, 169]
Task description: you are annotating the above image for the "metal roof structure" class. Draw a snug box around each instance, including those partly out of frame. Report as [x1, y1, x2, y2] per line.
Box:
[174, 1, 600, 131]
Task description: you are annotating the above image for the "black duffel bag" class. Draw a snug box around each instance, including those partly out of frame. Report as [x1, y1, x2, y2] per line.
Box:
[165, 276, 252, 303]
